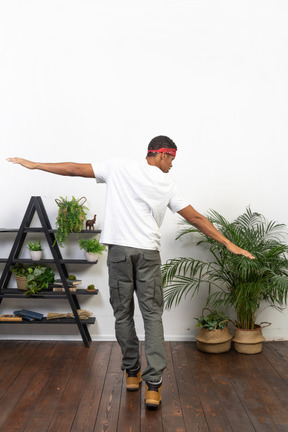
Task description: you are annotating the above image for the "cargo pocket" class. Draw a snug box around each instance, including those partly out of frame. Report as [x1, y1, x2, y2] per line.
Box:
[107, 250, 127, 283]
[143, 251, 161, 266]
[153, 276, 164, 309]
[109, 278, 125, 316]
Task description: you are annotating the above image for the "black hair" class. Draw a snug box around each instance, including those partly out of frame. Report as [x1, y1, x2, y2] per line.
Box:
[147, 135, 177, 157]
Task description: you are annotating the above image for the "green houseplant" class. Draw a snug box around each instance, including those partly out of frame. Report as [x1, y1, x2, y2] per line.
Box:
[10, 263, 28, 290]
[162, 207, 288, 353]
[25, 265, 55, 297]
[194, 308, 232, 353]
[27, 240, 43, 260]
[10, 263, 27, 277]
[54, 196, 89, 247]
[10, 264, 55, 297]
[195, 308, 229, 331]
[79, 238, 106, 262]
[27, 240, 42, 251]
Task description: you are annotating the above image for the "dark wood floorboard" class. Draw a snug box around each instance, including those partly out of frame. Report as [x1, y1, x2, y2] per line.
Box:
[1, 341, 288, 432]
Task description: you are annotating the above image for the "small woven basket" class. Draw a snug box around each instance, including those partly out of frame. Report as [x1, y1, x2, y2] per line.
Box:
[15, 275, 28, 291]
[196, 327, 233, 354]
[196, 339, 232, 354]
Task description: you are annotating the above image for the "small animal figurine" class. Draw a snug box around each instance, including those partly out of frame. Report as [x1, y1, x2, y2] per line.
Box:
[86, 215, 96, 230]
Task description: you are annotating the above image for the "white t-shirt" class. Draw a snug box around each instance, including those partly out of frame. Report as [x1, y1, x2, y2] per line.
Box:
[92, 159, 189, 251]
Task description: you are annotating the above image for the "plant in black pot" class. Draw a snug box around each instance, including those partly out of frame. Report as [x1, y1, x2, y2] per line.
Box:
[162, 207, 288, 354]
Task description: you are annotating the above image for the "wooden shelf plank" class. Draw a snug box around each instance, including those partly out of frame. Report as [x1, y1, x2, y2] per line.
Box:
[11, 258, 98, 265]
[0, 288, 99, 298]
[0, 228, 101, 234]
[0, 317, 96, 324]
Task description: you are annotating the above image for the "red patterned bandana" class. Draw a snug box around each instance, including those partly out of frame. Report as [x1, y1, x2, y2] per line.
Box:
[147, 148, 177, 157]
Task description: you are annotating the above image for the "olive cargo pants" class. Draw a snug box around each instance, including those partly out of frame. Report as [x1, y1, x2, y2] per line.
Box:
[108, 245, 167, 382]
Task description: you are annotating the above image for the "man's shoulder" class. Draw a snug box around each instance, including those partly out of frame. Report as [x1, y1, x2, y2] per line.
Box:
[93, 158, 137, 167]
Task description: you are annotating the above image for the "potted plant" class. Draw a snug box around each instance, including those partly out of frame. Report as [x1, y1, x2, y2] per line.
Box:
[25, 265, 55, 297]
[54, 196, 89, 247]
[10, 264, 55, 296]
[27, 240, 43, 260]
[79, 238, 106, 262]
[195, 308, 232, 353]
[162, 207, 288, 354]
[10, 263, 29, 290]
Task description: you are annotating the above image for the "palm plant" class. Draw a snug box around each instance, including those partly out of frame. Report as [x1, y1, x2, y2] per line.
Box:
[162, 207, 288, 329]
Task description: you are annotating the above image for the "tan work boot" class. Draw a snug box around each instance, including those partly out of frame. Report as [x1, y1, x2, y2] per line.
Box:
[126, 367, 142, 391]
[145, 380, 162, 408]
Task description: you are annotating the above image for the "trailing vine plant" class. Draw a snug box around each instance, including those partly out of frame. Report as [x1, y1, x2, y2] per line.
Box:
[54, 196, 89, 247]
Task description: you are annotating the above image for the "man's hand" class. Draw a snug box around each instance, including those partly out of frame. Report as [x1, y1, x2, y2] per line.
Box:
[7, 157, 35, 169]
[178, 205, 255, 260]
[226, 242, 255, 259]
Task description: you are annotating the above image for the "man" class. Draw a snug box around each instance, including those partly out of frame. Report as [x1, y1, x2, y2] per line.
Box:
[7, 135, 254, 409]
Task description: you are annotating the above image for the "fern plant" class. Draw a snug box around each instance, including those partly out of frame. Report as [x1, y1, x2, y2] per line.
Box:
[54, 196, 89, 247]
[162, 207, 288, 329]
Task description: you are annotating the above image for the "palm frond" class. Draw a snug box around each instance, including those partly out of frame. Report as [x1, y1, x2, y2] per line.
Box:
[163, 206, 288, 329]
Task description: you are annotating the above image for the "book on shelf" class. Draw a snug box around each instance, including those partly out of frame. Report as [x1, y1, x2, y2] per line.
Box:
[0, 314, 23, 322]
[53, 286, 77, 292]
[14, 309, 44, 321]
[54, 278, 82, 286]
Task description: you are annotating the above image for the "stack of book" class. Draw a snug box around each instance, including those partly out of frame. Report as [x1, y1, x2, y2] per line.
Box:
[52, 278, 82, 292]
[13, 309, 44, 321]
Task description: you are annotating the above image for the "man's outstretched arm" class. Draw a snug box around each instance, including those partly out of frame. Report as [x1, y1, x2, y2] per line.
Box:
[178, 205, 255, 259]
[6, 158, 94, 178]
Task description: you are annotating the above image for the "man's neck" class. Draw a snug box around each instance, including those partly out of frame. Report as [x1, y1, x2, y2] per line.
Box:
[146, 156, 159, 168]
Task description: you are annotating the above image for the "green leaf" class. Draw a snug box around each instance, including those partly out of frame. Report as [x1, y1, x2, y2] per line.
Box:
[162, 207, 288, 329]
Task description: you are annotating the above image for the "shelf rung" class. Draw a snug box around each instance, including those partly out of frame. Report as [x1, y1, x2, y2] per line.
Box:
[0, 288, 99, 298]
[0, 317, 96, 325]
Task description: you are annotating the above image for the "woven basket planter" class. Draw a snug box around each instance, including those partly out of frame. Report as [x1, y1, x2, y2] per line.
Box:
[15, 275, 28, 291]
[195, 327, 233, 354]
[233, 323, 270, 354]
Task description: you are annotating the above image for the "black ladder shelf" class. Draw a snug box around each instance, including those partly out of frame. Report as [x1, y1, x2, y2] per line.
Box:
[0, 196, 101, 347]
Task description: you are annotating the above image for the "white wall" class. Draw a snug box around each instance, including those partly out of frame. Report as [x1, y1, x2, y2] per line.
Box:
[0, 0, 288, 341]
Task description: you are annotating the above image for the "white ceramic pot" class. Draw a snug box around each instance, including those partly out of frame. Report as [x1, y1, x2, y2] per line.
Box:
[29, 250, 43, 261]
[85, 252, 98, 262]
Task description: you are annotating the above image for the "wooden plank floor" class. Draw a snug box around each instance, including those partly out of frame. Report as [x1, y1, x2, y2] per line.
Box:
[1, 341, 288, 431]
